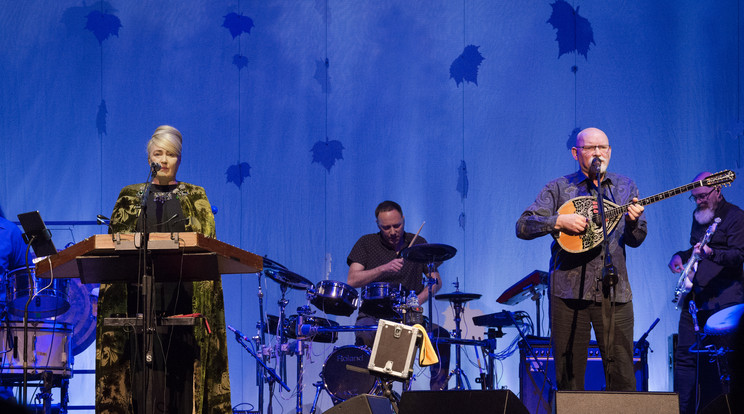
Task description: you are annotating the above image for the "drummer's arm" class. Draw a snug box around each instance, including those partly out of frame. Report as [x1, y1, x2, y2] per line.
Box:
[347, 259, 402, 288]
[417, 270, 442, 304]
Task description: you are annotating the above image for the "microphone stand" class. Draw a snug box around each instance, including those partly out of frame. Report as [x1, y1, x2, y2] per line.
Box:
[138, 163, 159, 413]
[591, 160, 617, 297]
[592, 158, 619, 389]
[634, 317, 660, 391]
[230, 327, 290, 392]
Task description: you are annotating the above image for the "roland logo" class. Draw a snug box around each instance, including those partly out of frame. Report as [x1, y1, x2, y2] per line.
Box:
[336, 355, 365, 362]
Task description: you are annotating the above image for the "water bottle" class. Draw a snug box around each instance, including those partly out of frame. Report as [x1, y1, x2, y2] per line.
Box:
[406, 290, 419, 308]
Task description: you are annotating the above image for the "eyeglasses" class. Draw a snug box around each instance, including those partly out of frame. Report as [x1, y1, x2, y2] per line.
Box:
[689, 188, 716, 202]
[577, 145, 611, 153]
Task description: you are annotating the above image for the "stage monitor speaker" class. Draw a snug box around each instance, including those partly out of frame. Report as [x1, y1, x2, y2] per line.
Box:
[398, 390, 529, 414]
[519, 337, 646, 414]
[554, 391, 678, 413]
[322, 395, 394, 414]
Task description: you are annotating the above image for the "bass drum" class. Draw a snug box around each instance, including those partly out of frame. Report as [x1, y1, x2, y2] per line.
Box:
[321, 346, 378, 403]
[6, 267, 70, 319]
[0, 320, 73, 378]
[56, 280, 99, 355]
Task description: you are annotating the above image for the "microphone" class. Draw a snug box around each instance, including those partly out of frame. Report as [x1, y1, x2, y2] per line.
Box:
[150, 162, 161, 172]
[96, 214, 110, 225]
[591, 157, 601, 174]
[227, 325, 252, 342]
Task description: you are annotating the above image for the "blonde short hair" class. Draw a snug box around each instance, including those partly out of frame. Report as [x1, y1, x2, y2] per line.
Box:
[147, 125, 183, 158]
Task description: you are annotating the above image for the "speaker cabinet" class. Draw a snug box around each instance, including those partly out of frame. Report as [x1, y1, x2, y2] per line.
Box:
[322, 395, 394, 414]
[519, 337, 646, 413]
[554, 391, 678, 413]
[398, 390, 529, 414]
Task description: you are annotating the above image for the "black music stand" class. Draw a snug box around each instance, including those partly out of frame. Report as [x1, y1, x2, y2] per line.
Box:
[16, 211, 59, 408]
[17, 211, 57, 257]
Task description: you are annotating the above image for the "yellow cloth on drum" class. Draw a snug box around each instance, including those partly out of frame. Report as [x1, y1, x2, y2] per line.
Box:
[412, 324, 439, 366]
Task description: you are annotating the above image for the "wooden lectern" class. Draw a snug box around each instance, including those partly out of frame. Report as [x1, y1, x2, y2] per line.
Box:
[35, 232, 263, 414]
[35, 232, 263, 282]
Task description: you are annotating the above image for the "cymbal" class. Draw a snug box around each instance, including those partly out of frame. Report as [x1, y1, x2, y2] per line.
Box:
[401, 243, 457, 263]
[263, 257, 289, 272]
[262, 257, 313, 290]
[435, 291, 481, 303]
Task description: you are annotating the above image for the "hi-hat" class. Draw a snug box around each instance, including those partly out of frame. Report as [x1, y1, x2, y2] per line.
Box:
[262, 257, 312, 290]
[400, 243, 456, 263]
[435, 291, 481, 304]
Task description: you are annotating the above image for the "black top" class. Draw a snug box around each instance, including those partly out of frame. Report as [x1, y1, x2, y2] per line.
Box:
[135, 183, 188, 233]
[675, 198, 744, 311]
[130, 183, 192, 316]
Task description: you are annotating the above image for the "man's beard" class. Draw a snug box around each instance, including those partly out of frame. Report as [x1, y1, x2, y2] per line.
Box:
[694, 206, 715, 225]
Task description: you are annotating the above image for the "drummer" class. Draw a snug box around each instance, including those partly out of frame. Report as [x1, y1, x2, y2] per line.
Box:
[667, 171, 744, 414]
[347, 200, 451, 390]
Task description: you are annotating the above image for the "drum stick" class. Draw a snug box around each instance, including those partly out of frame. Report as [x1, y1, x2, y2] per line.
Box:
[397, 221, 425, 257]
[345, 364, 368, 374]
[408, 221, 425, 248]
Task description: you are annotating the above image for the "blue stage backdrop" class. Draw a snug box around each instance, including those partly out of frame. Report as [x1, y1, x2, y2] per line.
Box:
[1, 1, 743, 412]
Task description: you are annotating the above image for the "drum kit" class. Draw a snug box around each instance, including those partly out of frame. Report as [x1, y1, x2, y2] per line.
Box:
[243, 243, 498, 414]
[0, 265, 98, 409]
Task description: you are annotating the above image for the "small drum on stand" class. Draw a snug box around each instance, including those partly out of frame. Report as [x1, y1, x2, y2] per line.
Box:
[704, 304, 744, 335]
[321, 346, 378, 403]
[286, 315, 339, 344]
[360, 282, 401, 320]
[310, 280, 359, 317]
[0, 320, 73, 379]
[6, 267, 70, 319]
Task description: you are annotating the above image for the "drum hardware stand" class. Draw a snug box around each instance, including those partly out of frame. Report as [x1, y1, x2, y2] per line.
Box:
[255, 270, 268, 414]
[35, 371, 54, 414]
[530, 286, 545, 338]
[294, 305, 314, 414]
[308, 381, 324, 414]
[482, 328, 500, 390]
[424, 262, 437, 334]
[474, 340, 487, 390]
[446, 292, 470, 390]
[277, 284, 291, 382]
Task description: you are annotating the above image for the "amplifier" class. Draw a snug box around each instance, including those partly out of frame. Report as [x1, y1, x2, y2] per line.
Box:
[518, 337, 647, 414]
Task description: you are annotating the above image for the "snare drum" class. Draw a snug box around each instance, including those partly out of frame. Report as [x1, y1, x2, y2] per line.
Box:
[360, 282, 401, 319]
[321, 346, 378, 403]
[310, 280, 359, 316]
[6, 267, 70, 319]
[0, 321, 73, 377]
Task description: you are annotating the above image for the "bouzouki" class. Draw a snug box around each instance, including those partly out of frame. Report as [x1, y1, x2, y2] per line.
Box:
[554, 170, 736, 253]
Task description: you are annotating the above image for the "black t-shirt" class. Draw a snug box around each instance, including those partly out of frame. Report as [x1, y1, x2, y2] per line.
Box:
[347, 232, 437, 295]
